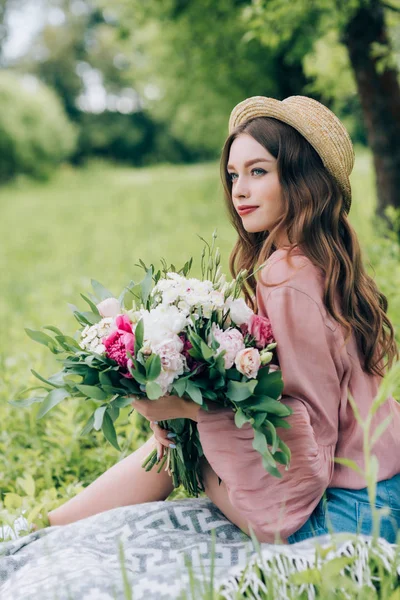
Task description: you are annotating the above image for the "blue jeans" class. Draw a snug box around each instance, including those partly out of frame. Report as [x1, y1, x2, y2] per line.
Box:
[287, 472, 400, 544]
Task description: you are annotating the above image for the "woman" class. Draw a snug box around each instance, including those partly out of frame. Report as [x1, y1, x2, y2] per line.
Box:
[47, 95, 400, 545]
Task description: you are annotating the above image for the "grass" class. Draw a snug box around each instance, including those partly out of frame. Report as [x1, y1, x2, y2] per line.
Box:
[0, 146, 399, 597]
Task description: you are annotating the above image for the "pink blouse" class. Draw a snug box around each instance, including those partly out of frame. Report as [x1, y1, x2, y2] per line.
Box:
[196, 246, 400, 543]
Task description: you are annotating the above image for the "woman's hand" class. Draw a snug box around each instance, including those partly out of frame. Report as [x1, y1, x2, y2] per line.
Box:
[130, 393, 200, 422]
[130, 393, 201, 461]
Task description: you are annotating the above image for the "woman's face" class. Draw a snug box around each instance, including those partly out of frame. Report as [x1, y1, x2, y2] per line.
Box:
[227, 133, 287, 239]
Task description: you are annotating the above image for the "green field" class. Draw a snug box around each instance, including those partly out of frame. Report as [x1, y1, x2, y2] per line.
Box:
[1, 150, 400, 596]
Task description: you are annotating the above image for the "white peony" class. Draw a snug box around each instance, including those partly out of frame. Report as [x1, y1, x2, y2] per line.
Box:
[152, 336, 186, 374]
[225, 297, 254, 326]
[155, 369, 177, 395]
[96, 297, 121, 318]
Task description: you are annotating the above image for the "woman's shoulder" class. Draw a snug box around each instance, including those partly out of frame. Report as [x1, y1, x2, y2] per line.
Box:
[258, 245, 324, 299]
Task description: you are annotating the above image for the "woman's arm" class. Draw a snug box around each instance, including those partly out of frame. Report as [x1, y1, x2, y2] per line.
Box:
[196, 286, 343, 543]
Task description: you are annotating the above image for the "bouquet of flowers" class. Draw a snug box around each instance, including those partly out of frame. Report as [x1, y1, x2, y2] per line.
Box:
[14, 232, 292, 496]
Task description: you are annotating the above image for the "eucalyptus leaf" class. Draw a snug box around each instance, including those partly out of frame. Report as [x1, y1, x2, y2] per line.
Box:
[80, 413, 95, 436]
[226, 379, 258, 402]
[255, 368, 284, 399]
[91, 279, 114, 301]
[9, 396, 45, 408]
[185, 380, 203, 405]
[25, 328, 57, 351]
[80, 294, 100, 314]
[234, 408, 251, 428]
[252, 396, 292, 417]
[145, 381, 163, 400]
[140, 267, 153, 307]
[146, 353, 162, 381]
[37, 388, 70, 419]
[94, 405, 107, 431]
[31, 369, 63, 389]
[134, 319, 144, 353]
[172, 378, 187, 397]
[102, 411, 120, 451]
[76, 385, 107, 401]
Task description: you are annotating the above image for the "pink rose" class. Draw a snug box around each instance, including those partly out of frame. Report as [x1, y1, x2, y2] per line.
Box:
[246, 314, 275, 349]
[210, 323, 245, 369]
[96, 297, 121, 318]
[103, 314, 135, 373]
[234, 347, 261, 379]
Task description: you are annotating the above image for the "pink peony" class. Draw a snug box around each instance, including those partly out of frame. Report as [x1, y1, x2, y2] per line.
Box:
[235, 347, 261, 379]
[247, 314, 275, 349]
[210, 324, 245, 369]
[103, 314, 135, 373]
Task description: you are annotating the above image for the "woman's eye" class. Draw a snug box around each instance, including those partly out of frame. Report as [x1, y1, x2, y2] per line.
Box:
[227, 169, 266, 181]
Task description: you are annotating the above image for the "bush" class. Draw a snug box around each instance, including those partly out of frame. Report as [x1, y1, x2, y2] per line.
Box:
[0, 71, 77, 182]
[73, 109, 207, 166]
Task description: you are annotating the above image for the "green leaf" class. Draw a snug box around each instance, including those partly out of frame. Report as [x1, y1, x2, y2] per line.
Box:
[37, 388, 70, 419]
[43, 325, 64, 336]
[102, 411, 120, 451]
[140, 267, 154, 307]
[99, 371, 112, 387]
[146, 354, 162, 381]
[145, 381, 163, 400]
[134, 319, 144, 353]
[4, 493, 22, 510]
[16, 474, 35, 497]
[91, 279, 114, 301]
[252, 396, 292, 417]
[112, 396, 135, 409]
[80, 294, 100, 314]
[234, 408, 251, 428]
[371, 414, 393, 448]
[94, 406, 107, 431]
[76, 385, 107, 401]
[252, 411, 268, 428]
[55, 335, 82, 352]
[80, 414, 95, 436]
[185, 380, 203, 405]
[8, 396, 45, 408]
[252, 428, 268, 455]
[172, 378, 187, 397]
[268, 416, 292, 430]
[200, 340, 214, 361]
[266, 420, 278, 453]
[262, 457, 282, 478]
[255, 368, 284, 399]
[333, 457, 362, 475]
[25, 328, 57, 351]
[226, 379, 258, 402]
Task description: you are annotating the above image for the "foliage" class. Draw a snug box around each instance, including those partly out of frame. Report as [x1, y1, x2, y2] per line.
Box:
[0, 70, 77, 182]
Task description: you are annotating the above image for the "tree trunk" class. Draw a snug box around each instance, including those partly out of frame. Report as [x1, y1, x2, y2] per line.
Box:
[341, 0, 400, 224]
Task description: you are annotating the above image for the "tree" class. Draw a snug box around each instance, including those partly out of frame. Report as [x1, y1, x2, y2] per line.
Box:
[242, 0, 400, 221]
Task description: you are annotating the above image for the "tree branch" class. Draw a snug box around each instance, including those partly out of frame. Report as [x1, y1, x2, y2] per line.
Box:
[381, 1, 400, 13]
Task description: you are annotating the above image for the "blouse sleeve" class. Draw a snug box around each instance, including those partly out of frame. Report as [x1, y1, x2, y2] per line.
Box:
[196, 286, 342, 543]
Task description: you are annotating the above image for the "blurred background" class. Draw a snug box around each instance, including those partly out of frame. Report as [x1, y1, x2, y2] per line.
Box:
[1, 0, 400, 525]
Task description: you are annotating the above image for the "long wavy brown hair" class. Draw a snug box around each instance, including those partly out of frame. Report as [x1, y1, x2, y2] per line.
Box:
[220, 116, 398, 378]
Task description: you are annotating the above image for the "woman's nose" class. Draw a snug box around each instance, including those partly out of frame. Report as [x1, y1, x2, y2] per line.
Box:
[232, 177, 250, 199]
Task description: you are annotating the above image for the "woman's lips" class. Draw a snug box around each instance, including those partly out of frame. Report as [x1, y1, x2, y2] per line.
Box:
[238, 206, 258, 215]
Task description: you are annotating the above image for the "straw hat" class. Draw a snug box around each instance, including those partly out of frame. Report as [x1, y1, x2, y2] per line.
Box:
[228, 95, 355, 214]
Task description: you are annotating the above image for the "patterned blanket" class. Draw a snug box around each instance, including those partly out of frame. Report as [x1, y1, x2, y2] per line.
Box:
[0, 497, 397, 600]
